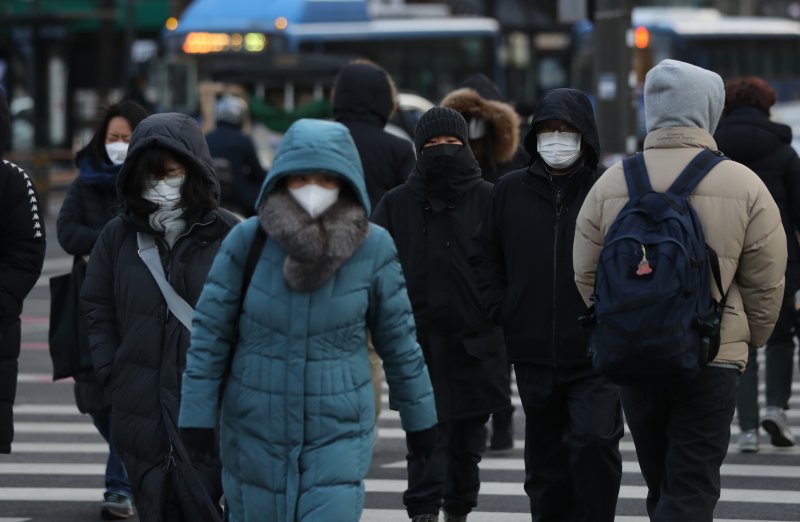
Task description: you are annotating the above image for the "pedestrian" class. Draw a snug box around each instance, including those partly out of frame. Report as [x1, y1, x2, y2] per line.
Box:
[714, 76, 800, 452]
[441, 73, 529, 183]
[332, 59, 416, 211]
[0, 88, 46, 455]
[56, 99, 148, 519]
[372, 107, 511, 522]
[80, 112, 239, 521]
[331, 59, 417, 429]
[573, 59, 787, 521]
[442, 74, 529, 449]
[471, 88, 623, 522]
[205, 94, 266, 216]
[177, 118, 438, 522]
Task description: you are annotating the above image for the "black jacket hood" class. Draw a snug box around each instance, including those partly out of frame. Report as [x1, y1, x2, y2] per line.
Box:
[0, 90, 9, 158]
[525, 88, 600, 169]
[332, 62, 394, 127]
[117, 112, 220, 204]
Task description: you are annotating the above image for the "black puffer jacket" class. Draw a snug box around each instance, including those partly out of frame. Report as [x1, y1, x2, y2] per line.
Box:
[373, 150, 510, 421]
[205, 122, 265, 216]
[714, 106, 800, 292]
[471, 88, 599, 365]
[333, 62, 416, 211]
[81, 113, 237, 520]
[0, 91, 46, 453]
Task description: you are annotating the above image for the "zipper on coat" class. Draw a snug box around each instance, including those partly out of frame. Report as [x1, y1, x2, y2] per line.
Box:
[551, 187, 563, 367]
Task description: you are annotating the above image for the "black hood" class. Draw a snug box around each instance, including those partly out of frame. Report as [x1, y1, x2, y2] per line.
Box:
[714, 106, 792, 164]
[0, 89, 9, 158]
[117, 112, 220, 203]
[525, 88, 600, 168]
[458, 73, 503, 102]
[332, 62, 394, 127]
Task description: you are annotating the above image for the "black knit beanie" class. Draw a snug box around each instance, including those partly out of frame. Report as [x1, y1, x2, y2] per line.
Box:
[414, 106, 469, 153]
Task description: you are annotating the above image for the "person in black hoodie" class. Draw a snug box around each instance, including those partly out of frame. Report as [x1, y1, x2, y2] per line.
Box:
[714, 76, 800, 452]
[332, 60, 416, 211]
[0, 88, 46, 455]
[80, 113, 238, 521]
[471, 89, 623, 521]
[57, 99, 148, 519]
[373, 107, 511, 522]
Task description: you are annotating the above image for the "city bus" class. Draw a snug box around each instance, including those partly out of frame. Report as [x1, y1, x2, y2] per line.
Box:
[156, 0, 503, 126]
[569, 7, 800, 137]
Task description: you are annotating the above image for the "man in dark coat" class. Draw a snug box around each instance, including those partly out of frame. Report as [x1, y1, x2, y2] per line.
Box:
[332, 60, 416, 211]
[373, 107, 511, 522]
[715, 76, 800, 451]
[205, 94, 266, 216]
[0, 88, 46, 454]
[471, 89, 623, 521]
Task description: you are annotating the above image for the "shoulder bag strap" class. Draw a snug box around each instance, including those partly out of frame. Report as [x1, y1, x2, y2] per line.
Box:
[137, 232, 195, 331]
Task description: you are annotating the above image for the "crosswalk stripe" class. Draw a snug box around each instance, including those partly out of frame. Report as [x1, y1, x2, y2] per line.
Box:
[10, 443, 108, 453]
[14, 422, 95, 434]
[364, 480, 800, 504]
[0, 463, 105, 475]
[382, 459, 800, 478]
[0, 488, 104, 502]
[14, 404, 81, 415]
[360, 510, 791, 522]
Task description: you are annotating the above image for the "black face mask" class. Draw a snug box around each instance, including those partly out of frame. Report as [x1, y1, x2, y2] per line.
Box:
[417, 144, 481, 210]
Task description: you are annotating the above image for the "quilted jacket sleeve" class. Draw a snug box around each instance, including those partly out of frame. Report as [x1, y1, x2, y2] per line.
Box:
[736, 181, 787, 347]
[80, 220, 122, 384]
[367, 225, 437, 433]
[179, 221, 250, 429]
[573, 181, 604, 307]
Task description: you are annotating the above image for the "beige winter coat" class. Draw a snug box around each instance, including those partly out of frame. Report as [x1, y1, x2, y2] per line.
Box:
[573, 127, 787, 369]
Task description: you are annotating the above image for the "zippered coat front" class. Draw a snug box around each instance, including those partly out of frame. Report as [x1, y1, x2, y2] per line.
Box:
[472, 161, 596, 365]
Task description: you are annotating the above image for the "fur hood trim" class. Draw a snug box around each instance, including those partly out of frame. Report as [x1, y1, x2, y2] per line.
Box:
[441, 87, 520, 163]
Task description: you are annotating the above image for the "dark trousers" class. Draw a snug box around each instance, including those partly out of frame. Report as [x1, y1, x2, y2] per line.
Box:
[619, 366, 739, 522]
[515, 365, 623, 522]
[404, 414, 490, 517]
[737, 291, 796, 430]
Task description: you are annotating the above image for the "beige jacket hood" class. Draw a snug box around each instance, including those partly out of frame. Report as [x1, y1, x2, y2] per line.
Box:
[573, 127, 787, 369]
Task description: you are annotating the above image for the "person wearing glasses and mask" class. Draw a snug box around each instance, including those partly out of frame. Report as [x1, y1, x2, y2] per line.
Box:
[373, 107, 510, 522]
[80, 113, 239, 521]
[56, 99, 148, 520]
[177, 118, 437, 522]
[471, 89, 623, 522]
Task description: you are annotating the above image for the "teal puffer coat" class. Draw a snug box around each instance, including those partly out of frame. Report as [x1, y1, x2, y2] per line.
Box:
[179, 119, 437, 521]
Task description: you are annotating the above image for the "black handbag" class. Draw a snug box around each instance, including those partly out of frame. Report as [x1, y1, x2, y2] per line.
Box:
[48, 256, 93, 380]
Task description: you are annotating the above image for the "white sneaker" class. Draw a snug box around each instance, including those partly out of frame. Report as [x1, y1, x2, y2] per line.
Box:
[761, 406, 795, 447]
[737, 429, 759, 453]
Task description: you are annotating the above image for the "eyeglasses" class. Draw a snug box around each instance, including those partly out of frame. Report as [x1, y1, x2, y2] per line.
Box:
[145, 168, 186, 188]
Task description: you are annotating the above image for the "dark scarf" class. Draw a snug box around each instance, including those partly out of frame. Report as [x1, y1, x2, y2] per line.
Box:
[406, 144, 483, 212]
[78, 156, 121, 187]
[259, 189, 369, 292]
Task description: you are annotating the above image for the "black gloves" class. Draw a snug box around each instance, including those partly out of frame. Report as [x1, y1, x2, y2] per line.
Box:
[180, 427, 216, 462]
[406, 426, 438, 457]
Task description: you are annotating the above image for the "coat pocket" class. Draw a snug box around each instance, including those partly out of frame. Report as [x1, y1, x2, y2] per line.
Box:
[461, 329, 501, 361]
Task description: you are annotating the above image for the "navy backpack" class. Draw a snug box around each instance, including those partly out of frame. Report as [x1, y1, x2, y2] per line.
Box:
[589, 149, 728, 384]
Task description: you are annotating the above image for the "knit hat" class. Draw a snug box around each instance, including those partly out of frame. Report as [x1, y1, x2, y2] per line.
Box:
[644, 59, 725, 134]
[414, 107, 469, 153]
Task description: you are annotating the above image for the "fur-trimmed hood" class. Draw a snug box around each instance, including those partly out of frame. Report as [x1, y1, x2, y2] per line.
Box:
[441, 87, 520, 163]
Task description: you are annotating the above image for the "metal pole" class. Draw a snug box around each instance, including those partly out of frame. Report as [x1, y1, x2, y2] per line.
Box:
[123, 0, 136, 85]
[592, 0, 635, 158]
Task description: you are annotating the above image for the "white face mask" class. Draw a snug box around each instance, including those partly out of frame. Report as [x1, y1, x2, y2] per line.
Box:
[143, 179, 184, 209]
[468, 117, 487, 139]
[536, 132, 582, 170]
[289, 184, 340, 219]
[105, 141, 129, 165]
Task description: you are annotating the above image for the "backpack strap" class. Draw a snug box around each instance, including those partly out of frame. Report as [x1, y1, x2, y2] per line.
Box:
[668, 149, 727, 198]
[622, 153, 652, 200]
